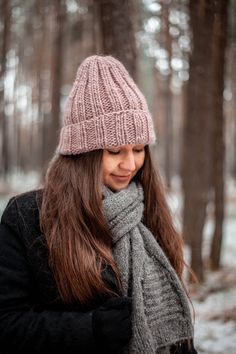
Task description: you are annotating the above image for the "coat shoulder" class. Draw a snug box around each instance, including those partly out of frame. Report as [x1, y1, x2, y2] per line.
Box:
[14, 188, 43, 208]
[1, 189, 43, 233]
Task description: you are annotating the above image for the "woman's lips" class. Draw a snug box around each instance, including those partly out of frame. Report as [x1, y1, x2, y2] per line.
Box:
[111, 174, 131, 182]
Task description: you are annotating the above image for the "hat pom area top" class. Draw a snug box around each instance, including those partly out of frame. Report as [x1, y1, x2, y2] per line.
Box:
[56, 55, 156, 155]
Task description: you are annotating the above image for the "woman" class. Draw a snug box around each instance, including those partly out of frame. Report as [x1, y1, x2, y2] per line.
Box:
[0, 55, 197, 354]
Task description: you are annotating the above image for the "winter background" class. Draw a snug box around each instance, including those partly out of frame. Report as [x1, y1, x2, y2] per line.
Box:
[1, 1, 236, 353]
[0, 172, 235, 354]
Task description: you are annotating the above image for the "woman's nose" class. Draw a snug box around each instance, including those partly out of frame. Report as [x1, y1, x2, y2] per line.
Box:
[119, 154, 136, 171]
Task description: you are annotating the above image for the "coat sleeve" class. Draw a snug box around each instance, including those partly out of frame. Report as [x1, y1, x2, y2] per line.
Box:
[0, 198, 96, 354]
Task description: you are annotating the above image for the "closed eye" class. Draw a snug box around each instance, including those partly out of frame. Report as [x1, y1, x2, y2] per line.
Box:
[107, 150, 120, 155]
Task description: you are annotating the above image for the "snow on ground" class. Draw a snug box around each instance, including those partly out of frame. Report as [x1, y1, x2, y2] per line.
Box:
[193, 285, 236, 354]
[191, 213, 236, 354]
[168, 177, 236, 354]
[1, 173, 236, 354]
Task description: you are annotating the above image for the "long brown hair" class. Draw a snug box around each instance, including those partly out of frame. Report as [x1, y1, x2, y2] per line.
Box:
[40, 146, 187, 304]
[138, 147, 184, 277]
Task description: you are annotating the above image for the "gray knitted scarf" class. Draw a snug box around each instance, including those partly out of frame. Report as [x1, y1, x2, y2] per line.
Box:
[102, 181, 194, 354]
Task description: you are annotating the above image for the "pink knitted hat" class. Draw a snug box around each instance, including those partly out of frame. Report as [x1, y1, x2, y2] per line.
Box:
[57, 55, 156, 155]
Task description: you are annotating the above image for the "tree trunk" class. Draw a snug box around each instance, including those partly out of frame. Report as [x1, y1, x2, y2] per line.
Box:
[210, 0, 228, 270]
[47, 0, 65, 164]
[162, 1, 173, 188]
[0, 0, 11, 179]
[34, 2, 48, 175]
[182, 0, 215, 282]
[230, 0, 236, 179]
[95, 0, 137, 79]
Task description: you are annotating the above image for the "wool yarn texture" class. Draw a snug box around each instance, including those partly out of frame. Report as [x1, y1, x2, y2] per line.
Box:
[102, 182, 194, 354]
[57, 55, 156, 155]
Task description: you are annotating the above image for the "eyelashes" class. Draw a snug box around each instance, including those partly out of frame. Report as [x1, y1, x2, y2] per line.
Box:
[107, 150, 120, 155]
[107, 149, 144, 155]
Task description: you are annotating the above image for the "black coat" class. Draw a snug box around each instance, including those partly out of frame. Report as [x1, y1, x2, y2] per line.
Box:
[0, 190, 120, 354]
[0, 190, 198, 354]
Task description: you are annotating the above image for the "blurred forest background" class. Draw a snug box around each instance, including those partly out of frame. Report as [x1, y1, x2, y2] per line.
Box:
[1, 1, 236, 352]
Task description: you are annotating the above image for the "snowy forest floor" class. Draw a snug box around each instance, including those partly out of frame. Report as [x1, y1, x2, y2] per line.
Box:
[170, 177, 236, 354]
[189, 224, 236, 354]
[0, 173, 236, 354]
[192, 266, 236, 354]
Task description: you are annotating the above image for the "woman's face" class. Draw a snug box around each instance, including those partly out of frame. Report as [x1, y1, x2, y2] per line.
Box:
[102, 144, 145, 192]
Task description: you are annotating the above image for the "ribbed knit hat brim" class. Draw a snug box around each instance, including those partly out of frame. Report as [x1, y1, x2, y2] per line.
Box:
[57, 55, 156, 155]
[57, 109, 156, 155]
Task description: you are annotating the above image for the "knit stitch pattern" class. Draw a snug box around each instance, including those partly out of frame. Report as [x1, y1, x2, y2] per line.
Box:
[102, 182, 194, 354]
[57, 55, 156, 155]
